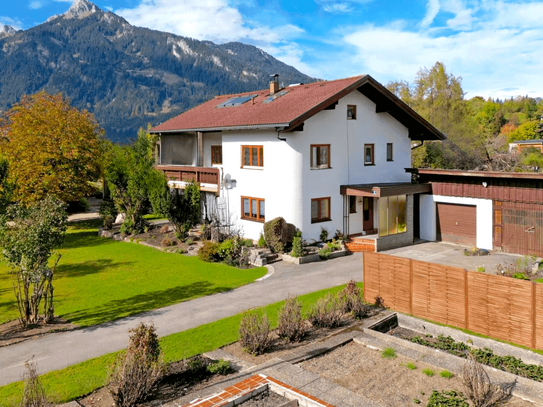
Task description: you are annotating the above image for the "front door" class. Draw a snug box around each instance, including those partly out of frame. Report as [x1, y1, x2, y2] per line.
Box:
[363, 197, 374, 232]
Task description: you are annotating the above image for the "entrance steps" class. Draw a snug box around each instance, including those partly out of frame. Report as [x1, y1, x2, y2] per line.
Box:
[345, 237, 376, 253]
[249, 248, 281, 266]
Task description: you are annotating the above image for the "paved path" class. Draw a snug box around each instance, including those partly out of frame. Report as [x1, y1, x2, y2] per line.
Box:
[0, 254, 363, 386]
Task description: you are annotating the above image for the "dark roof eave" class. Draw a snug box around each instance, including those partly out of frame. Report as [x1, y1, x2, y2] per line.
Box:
[149, 123, 291, 134]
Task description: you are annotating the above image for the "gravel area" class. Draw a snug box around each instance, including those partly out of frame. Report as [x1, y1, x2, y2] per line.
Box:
[300, 341, 535, 407]
[239, 389, 289, 406]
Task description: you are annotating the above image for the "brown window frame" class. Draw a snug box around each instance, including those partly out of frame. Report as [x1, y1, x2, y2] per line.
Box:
[311, 197, 331, 223]
[364, 144, 374, 166]
[241, 145, 264, 168]
[241, 196, 265, 223]
[211, 145, 222, 165]
[386, 143, 393, 161]
[310, 144, 331, 169]
[347, 105, 357, 120]
[349, 196, 357, 214]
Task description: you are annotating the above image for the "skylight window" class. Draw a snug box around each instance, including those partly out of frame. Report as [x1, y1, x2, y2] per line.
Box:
[216, 94, 258, 108]
[263, 90, 288, 104]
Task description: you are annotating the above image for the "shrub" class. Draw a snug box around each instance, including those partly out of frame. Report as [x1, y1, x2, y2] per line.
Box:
[108, 323, 164, 407]
[277, 295, 306, 342]
[263, 217, 296, 253]
[512, 272, 529, 280]
[291, 231, 304, 258]
[440, 370, 454, 379]
[462, 354, 512, 407]
[427, 390, 469, 407]
[307, 293, 343, 328]
[423, 367, 435, 377]
[206, 359, 232, 375]
[20, 360, 51, 407]
[374, 295, 386, 308]
[327, 238, 342, 251]
[258, 233, 266, 248]
[406, 362, 417, 370]
[160, 224, 169, 234]
[339, 279, 367, 319]
[198, 241, 220, 262]
[319, 226, 329, 242]
[185, 238, 194, 245]
[239, 311, 273, 355]
[99, 199, 118, 229]
[318, 247, 332, 260]
[243, 238, 254, 247]
[381, 347, 396, 359]
[161, 238, 173, 247]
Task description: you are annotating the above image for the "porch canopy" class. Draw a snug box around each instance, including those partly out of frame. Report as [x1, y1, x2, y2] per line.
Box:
[340, 182, 431, 197]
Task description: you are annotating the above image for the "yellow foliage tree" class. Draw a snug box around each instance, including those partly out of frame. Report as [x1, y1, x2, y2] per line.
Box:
[0, 92, 105, 205]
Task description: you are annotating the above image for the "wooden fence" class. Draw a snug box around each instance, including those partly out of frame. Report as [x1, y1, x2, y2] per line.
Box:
[363, 252, 543, 349]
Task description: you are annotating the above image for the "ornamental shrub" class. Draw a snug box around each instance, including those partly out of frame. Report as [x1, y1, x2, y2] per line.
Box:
[258, 233, 266, 248]
[239, 311, 273, 355]
[277, 295, 306, 342]
[339, 279, 367, 319]
[308, 293, 343, 328]
[198, 241, 220, 262]
[291, 231, 303, 258]
[318, 247, 332, 260]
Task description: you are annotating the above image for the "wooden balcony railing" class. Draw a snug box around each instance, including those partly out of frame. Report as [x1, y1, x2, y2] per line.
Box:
[156, 165, 220, 192]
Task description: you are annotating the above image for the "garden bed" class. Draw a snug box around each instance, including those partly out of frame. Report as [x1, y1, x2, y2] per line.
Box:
[0, 317, 76, 347]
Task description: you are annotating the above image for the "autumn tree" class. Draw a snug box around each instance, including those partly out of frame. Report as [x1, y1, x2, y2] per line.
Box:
[0, 92, 105, 205]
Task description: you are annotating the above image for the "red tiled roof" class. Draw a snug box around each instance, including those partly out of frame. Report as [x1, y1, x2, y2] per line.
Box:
[152, 76, 364, 132]
[151, 75, 445, 141]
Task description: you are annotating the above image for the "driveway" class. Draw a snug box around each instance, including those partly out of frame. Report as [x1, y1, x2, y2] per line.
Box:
[381, 241, 526, 275]
[0, 253, 362, 386]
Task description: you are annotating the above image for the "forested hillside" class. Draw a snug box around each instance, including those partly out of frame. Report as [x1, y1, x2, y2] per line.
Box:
[388, 62, 543, 171]
[0, 0, 315, 142]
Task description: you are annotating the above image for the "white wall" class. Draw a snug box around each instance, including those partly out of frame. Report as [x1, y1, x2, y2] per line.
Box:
[202, 132, 222, 168]
[419, 194, 493, 250]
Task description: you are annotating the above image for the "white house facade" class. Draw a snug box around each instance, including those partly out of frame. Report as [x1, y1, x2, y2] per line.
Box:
[151, 75, 445, 249]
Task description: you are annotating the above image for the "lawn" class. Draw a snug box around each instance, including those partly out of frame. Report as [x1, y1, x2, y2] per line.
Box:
[0, 284, 354, 407]
[0, 220, 266, 327]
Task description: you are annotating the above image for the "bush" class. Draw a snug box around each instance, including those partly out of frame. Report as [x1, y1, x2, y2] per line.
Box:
[99, 199, 118, 229]
[108, 323, 164, 407]
[239, 311, 273, 355]
[406, 362, 417, 370]
[206, 359, 232, 375]
[20, 360, 51, 407]
[307, 293, 343, 328]
[320, 226, 329, 242]
[462, 354, 512, 407]
[277, 296, 306, 342]
[427, 390, 469, 407]
[339, 279, 367, 319]
[198, 241, 220, 262]
[440, 370, 454, 379]
[263, 217, 296, 253]
[422, 367, 434, 376]
[243, 238, 254, 247]
[327, 238, 342, 251]
[160, 224, 169, 234]
[258, 233, 266, 248]
[512, 272, 529, 280]
[66, 197, 90, 214]
[161, 238, 174, 247]
[291, 231, 304, 258]
[381, 347, 396, 359]
[185, 238, 194, 245]
[318, 247, 332, 260]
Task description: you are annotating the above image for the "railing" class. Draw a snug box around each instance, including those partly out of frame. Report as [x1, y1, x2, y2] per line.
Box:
[156, 165, 220, 191]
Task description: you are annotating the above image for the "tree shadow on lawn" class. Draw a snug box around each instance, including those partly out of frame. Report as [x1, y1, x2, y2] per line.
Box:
[56, 259, 136, 279]
[63, 280, 233, 328]
[61, 231, 117, 250]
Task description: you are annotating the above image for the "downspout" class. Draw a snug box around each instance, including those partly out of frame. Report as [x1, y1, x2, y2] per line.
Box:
[276, 127, 287, 142]
[411, 140, 424, 150]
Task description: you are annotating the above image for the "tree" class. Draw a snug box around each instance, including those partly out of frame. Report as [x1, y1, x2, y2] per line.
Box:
[0, 156, 13, 215]
[0, 196, 67, 327]
[0, 92, 105, 205]
[507, 121, 540, 143]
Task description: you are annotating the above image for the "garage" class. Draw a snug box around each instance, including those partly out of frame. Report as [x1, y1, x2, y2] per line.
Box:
[436, 203, 476, 246]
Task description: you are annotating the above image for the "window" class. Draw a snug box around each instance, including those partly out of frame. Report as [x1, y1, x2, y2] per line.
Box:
[387, 143, 393, 161]
[211, 145, 222, 165]
[349, 196, 357, 213]
[311, 144, 330, 169]
[241, 146, 264, 168]
[364, 144, 374, 165]
[241, 197, 265, 222]
[311, 197, 331, 223]
[347, 105, 357, 120]
[379, 195, 407, 236]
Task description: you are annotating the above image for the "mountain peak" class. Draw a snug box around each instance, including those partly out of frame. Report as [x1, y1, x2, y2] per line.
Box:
[0, 25, 16, 37]
[64, 0, 101, 19]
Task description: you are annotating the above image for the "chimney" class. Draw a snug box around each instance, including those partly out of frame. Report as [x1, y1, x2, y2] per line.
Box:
[270, 74, 280, 95]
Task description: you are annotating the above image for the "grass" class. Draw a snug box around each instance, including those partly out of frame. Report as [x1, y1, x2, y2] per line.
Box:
[422, 367, 435, 377]
[0, 284, 356, 407]
[0, 219, 266, 327]
[381, 347, 396, 359]
[406, 362, 417, 370]
[440, 370, 453, 379]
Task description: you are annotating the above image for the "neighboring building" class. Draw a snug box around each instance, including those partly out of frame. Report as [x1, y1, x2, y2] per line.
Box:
[509, 139, 543, 154]
[150, 75, 445, 247]
[412, 169, 543, 257]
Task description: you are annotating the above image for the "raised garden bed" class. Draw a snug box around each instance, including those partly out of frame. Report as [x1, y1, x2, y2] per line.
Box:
[282, 242, 348, 265]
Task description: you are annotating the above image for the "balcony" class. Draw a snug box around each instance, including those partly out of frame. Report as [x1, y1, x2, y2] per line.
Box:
[156, 165, 220, 194]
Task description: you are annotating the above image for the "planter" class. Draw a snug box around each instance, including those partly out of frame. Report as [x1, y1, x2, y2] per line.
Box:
[282, 249, 347, 265]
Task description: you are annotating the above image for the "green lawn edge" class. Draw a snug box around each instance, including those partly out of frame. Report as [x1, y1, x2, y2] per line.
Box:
[0, 284, 356, 407]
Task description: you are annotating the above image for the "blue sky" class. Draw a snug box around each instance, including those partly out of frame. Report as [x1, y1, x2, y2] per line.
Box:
[2, 0, 543, 99]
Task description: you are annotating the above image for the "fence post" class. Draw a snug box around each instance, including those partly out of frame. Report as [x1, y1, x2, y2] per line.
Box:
[532, 282, 537, 349]
[409, 259, 413, 315]
[362, 252, 366, 303]
[464, 269, 469, 331]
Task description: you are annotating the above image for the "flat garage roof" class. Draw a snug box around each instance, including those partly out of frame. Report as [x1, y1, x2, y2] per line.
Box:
[340, 183, 431, 197]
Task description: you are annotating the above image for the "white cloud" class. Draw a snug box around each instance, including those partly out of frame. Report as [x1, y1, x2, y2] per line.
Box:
[0, 16, 23, 30]
[315, 0, 374, 13]
[29, 1, 44, 9]
[421, 0, 440, 27]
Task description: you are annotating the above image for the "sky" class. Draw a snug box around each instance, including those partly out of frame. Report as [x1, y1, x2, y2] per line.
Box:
[2, 0, 543, 99]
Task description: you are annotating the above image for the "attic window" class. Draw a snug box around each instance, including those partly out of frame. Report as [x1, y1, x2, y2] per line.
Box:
[217, 94, 258, 108]
[263, 90, 288, 104]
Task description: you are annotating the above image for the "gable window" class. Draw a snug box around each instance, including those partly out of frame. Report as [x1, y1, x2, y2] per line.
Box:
[349, 196, 357, 213]
[242, 146, 264, 168]
[364, 144, 374, 165]
[211, 145, 222, 165]
[311, 144, 330, 169]
[379, 195, 407, 236]
[311, 197, 331, 223]
[347, 105, 357, 120]
[242, 197, 265, 222]
[387, 143, 393, 161]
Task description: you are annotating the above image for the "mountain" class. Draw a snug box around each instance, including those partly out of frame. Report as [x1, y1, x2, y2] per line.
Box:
[0, 0, 315, 142]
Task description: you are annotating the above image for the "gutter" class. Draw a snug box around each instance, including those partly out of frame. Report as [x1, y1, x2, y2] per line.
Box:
[149, 123, 291, 134]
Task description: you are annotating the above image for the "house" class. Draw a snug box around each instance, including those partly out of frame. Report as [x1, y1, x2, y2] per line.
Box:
[150, 75, 445, 249]
[412, 168, 543, 257]
[509, 139, 543, 154]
